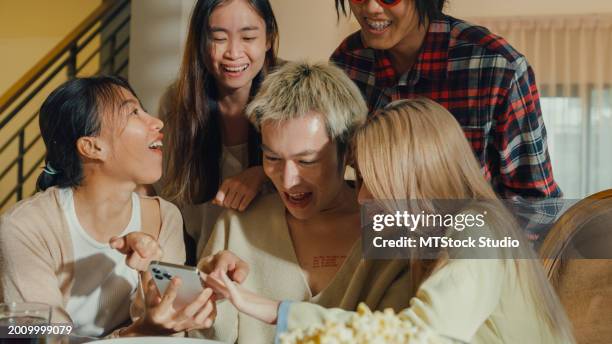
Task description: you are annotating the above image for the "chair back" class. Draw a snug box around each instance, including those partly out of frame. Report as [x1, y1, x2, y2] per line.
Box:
[539, 189, 612, 344]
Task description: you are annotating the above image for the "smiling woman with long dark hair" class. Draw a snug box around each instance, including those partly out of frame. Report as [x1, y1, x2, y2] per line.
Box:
[159, 0, 279, 257]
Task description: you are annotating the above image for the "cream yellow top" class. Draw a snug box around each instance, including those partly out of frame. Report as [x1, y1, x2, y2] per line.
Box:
[283, 257, 570, 343]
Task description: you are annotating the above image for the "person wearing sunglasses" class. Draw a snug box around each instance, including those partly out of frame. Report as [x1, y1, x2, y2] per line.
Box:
[331, 0, 561, 205]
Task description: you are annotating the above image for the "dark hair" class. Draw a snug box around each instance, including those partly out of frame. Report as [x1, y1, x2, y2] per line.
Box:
[36, 76, 138, 191]
[335, 0, 447, 25]
[164, 0, 279, 204]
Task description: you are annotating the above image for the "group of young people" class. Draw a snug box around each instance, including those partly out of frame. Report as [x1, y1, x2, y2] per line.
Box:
[0, 0, 575, 343]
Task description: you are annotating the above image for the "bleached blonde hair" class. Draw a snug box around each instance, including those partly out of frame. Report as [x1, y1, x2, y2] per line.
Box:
[354, 98, 575, 343]
[246, 61, 367, 149]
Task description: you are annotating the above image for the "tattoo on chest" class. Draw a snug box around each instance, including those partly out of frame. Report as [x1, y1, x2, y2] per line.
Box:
[312, 255, 347, 268]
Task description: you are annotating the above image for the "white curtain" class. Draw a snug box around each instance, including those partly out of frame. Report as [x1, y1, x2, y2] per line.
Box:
[468, 14, 612, 198]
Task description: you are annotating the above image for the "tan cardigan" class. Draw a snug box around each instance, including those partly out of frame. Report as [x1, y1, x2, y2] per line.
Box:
[192, 193, 412, 344]
[0, 187, 185, 329]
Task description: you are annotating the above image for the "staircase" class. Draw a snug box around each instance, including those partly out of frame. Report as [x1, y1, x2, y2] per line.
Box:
[0, 0, 131, 212]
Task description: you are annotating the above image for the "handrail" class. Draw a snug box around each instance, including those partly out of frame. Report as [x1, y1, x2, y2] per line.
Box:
[0, 0, 131, 211]
[0, 0, 117, 115]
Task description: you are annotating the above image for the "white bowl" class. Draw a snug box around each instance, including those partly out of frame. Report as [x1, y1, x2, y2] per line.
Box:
[87, 337, 223, 344]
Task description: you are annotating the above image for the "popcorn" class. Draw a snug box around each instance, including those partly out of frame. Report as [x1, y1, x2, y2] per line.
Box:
[280, 303, 443, 344]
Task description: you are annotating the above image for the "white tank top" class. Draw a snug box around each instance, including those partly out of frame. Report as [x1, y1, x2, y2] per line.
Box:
[59, 188, 140, 337]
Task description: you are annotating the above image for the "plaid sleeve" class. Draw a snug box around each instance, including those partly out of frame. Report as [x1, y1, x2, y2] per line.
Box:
[494, 57, 562, 199]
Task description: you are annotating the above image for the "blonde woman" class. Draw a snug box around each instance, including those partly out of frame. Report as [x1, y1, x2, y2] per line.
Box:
[206, 98, 575, 343]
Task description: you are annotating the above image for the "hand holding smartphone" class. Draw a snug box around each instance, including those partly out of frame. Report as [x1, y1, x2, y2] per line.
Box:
[149, 261, 207, 309]
[149, 261, 228, 309]
[131, 261, 218, 334]
[149, 262, 279, 325]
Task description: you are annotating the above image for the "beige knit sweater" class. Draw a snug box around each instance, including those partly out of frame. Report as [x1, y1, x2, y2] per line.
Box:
[192, 193, 412, 344]
[0, 187, 185, 332]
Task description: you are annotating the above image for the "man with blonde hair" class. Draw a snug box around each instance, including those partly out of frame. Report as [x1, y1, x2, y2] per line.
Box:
[193, 61, 380, 343]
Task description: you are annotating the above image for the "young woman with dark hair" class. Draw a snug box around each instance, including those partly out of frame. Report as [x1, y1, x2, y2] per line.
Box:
[158, 0, 279, 256]
[0, 76, 216, 338]
[330, 0, 562, 203]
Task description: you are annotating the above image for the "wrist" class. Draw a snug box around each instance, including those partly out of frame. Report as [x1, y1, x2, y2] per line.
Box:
[253, 297, 280, 325]
[253, 166, 266, 184]
[237, 289, 280, 325]
[117, 318, 145, 337]
[123, 317, 176, 337]
[267, 299, 281, 325]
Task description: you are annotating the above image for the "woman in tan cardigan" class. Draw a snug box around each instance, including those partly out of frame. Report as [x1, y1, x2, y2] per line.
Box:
[206, 98, 575, 343]
[0, 76, 216, 338]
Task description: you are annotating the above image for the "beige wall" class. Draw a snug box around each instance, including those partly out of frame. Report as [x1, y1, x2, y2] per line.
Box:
[0, 0, 101, 95]
[270, 0, 359, 62]
[129, 0, 194, 114]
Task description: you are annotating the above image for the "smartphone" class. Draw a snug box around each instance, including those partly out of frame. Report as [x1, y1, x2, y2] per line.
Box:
[149, 261, 204, 309]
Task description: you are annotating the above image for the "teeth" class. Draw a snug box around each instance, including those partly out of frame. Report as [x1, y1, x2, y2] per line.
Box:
[366, 19, 391, 30]
[148, 141, 163, 149]
[288, 192, 308, 200]
[223, 64, 249, 72]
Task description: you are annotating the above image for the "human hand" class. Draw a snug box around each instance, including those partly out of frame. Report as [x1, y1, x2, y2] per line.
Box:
[203, 272, 279, 325]
[124, 272, 217, 335]
[212, 166, 266, 211]
[110, 232, 162, 271]
[198, 250, 250, 284]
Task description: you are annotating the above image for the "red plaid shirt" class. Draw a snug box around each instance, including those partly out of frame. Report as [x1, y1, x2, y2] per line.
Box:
[331, 15, 561, 199]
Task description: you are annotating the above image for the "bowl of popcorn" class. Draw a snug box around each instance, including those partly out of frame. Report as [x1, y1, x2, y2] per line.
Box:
[279, 303, 447, 344]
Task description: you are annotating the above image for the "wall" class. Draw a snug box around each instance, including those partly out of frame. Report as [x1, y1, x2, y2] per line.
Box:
[270, 0, 359, 62]
[0, 0, 102, 95]
[128, 0, 194, 114]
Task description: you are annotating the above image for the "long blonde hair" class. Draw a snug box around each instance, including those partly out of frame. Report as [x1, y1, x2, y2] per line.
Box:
[354, 98, 574, 342]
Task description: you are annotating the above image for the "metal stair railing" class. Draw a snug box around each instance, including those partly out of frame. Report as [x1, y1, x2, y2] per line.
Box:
[0, 0, 131, 211]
